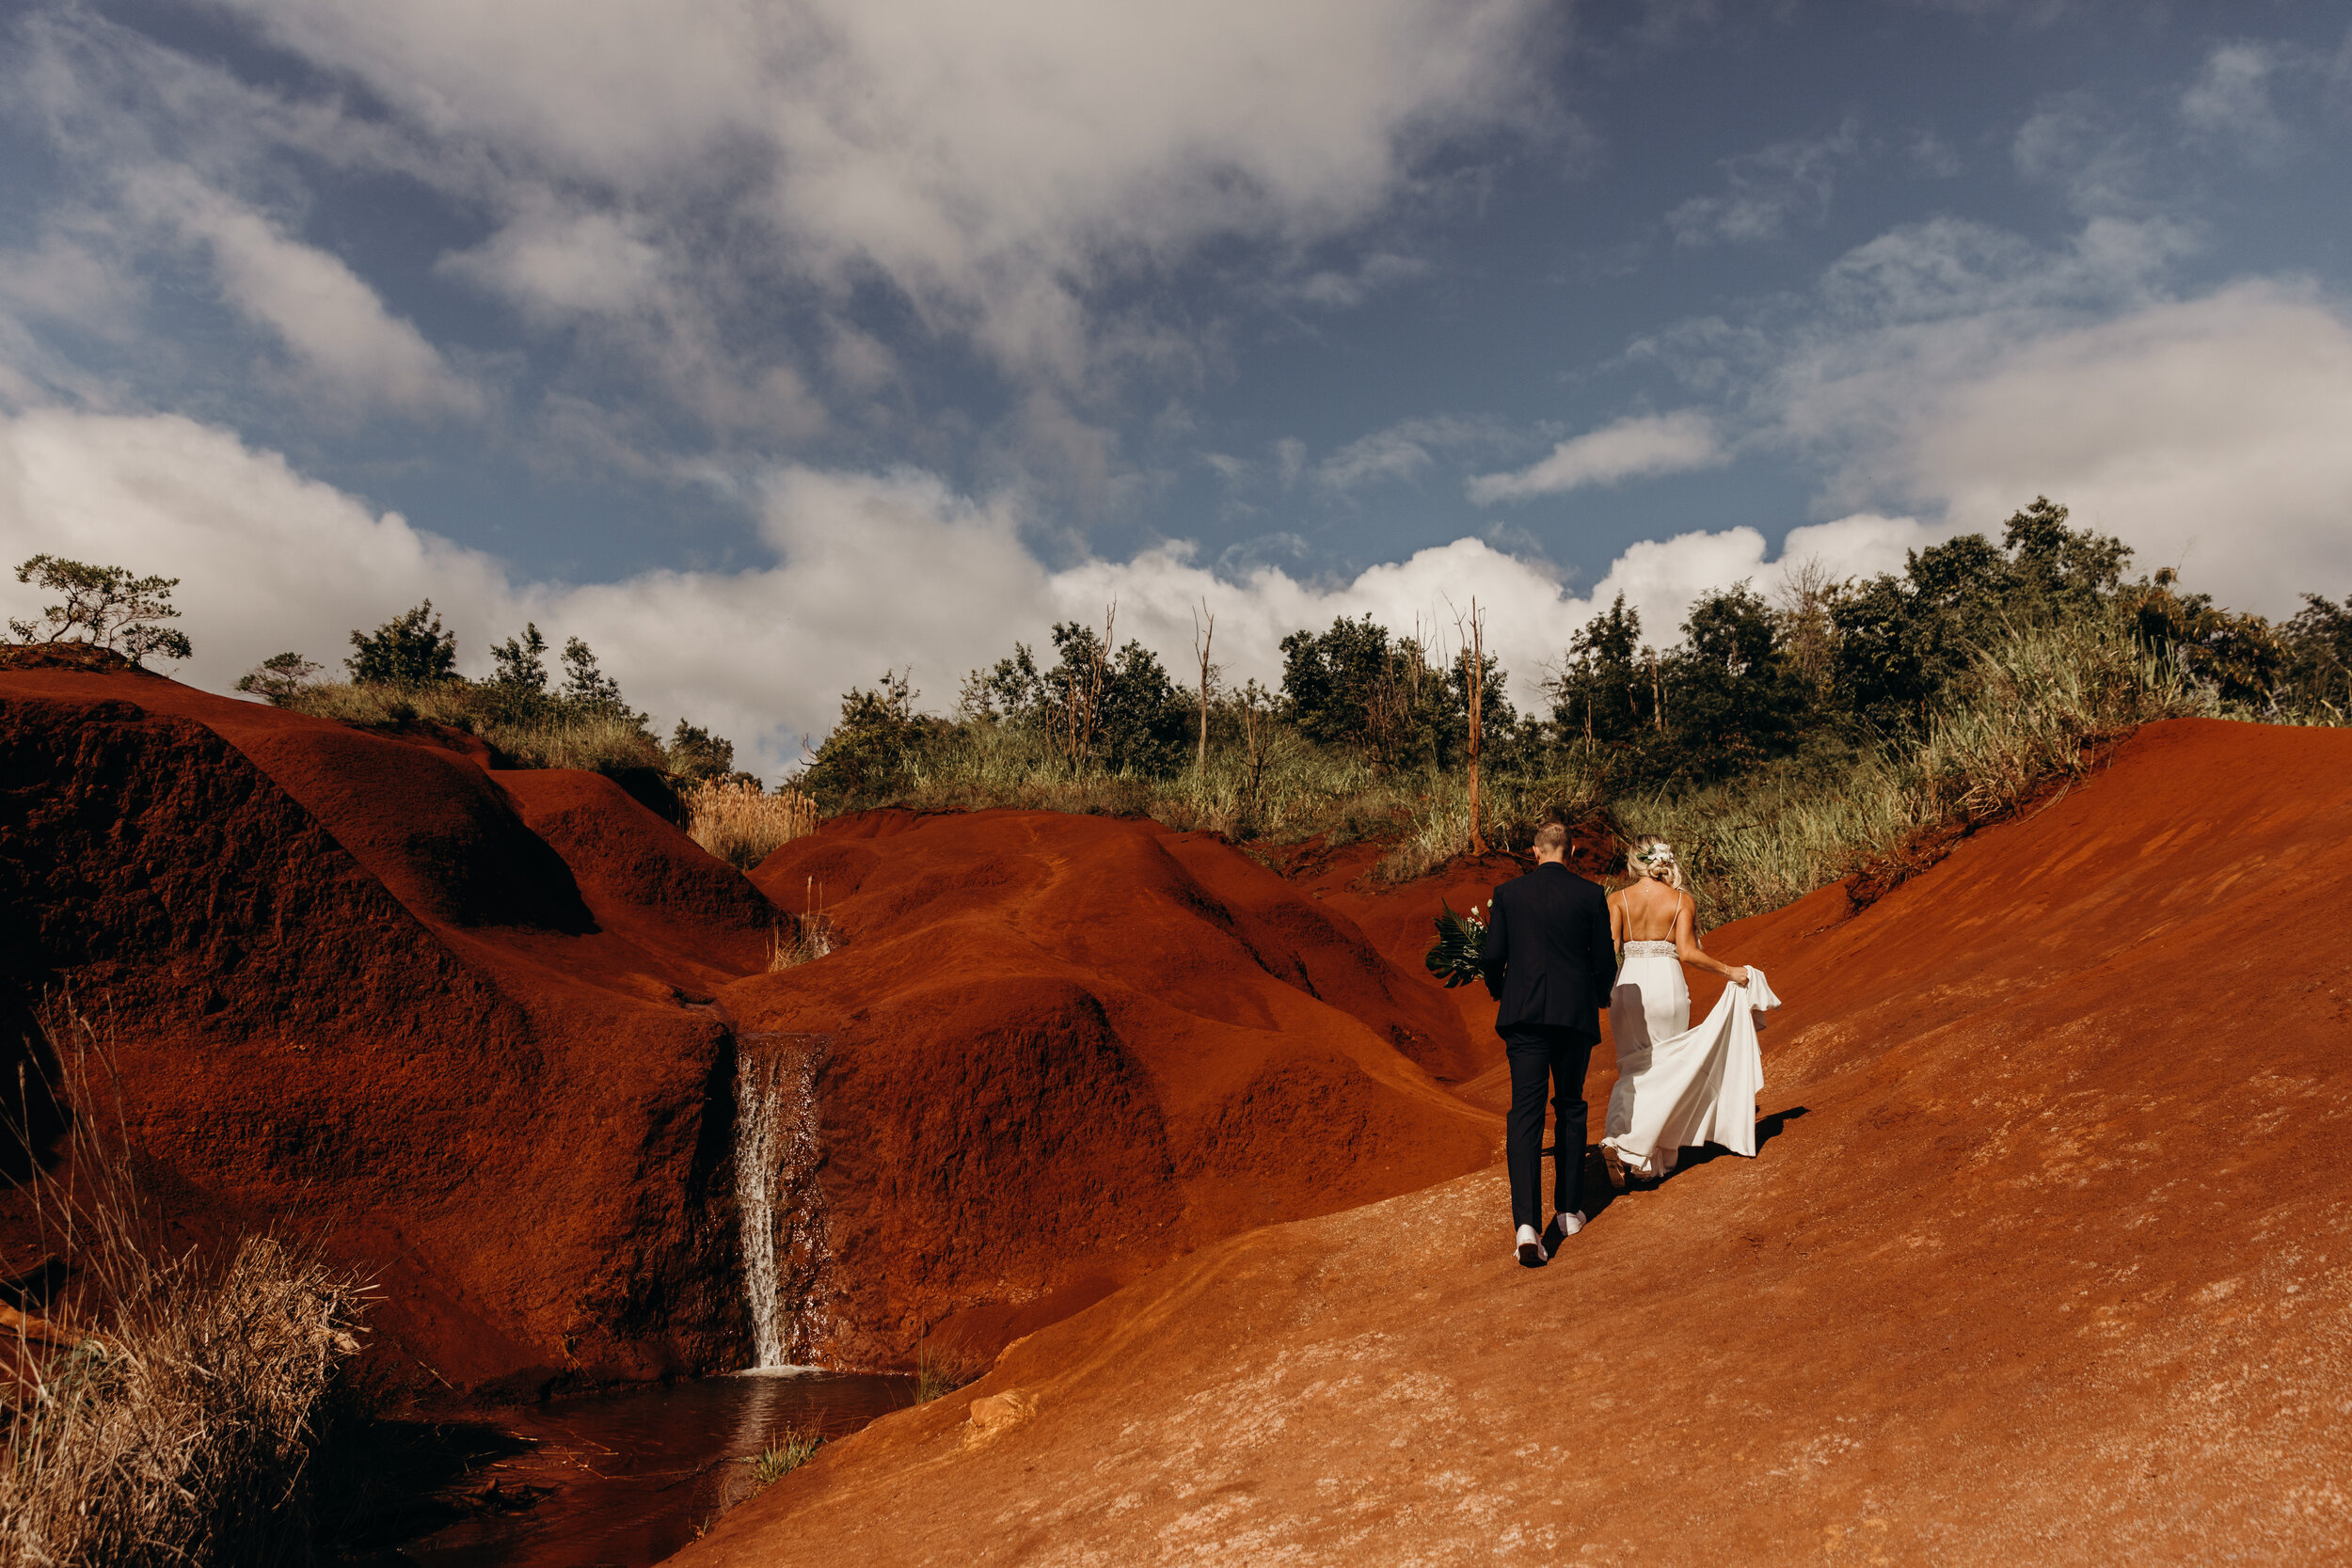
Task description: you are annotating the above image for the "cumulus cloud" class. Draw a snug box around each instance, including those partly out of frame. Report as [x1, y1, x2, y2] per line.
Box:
[1467, 411, 1724, 503]
[199, 0, 1554, 391]
[0, 404, 1918, 775]
[1867, 281, 2352, 610]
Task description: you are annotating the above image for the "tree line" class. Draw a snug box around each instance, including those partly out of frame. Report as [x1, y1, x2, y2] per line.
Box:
[799, 498, 2352, 807]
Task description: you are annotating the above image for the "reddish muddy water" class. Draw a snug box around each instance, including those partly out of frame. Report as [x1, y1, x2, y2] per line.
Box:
[387, 1372, 913, 1568]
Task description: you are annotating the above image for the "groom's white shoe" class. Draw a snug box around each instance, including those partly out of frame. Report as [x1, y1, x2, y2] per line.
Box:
[1553, 1211, 1586, 1241]
[1515, 1224, 1549, 1268]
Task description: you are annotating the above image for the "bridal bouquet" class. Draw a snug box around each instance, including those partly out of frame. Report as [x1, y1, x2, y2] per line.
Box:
[1423, 900, 1489, 989]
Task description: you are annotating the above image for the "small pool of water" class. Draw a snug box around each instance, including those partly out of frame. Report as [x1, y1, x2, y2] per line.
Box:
[388, 1370, 914, 1568]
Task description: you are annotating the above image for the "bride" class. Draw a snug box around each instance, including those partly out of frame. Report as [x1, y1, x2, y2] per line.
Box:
[1601, 836, 1779, 1189]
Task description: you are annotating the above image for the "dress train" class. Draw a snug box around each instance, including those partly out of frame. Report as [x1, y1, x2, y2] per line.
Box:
[1602, 941, 1781, 1180]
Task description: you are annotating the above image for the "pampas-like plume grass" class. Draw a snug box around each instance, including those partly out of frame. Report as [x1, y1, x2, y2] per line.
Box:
[0, 1023, 373, 1568]
[688, 781, 821, 871]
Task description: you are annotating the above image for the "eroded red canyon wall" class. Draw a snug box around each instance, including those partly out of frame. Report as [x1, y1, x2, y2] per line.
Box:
[0, 668, 1496, 1387]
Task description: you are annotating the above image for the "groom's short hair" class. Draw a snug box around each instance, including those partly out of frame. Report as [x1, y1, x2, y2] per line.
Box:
[1531, 817, 1570, 855]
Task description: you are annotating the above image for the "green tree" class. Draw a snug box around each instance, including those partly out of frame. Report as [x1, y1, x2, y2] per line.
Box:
[347, 601, 458, 686]
[9, 554, 193, 665]
[798, 671, 933, 805]
[982, 622, 1190, 771]
[1547, 594, 1652, 749]
[2279, 594, 2352, 717]
[1660, 583, 1805, 784]
[667, 720, 737, 781]
[490, 624, 549, 691]
[560, 635, 643, 721]
[1278, 615, 1497, 772]
[1831, 499, 2135, 737]
[234, 652, 323, 705]
[2129, 568, 2284, 706]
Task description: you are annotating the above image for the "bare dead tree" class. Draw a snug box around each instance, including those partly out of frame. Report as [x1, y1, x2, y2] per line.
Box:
[1061, 602, 1115, 769]
[1192, 598, 1215, 779]
[1239, 679, 1271, 809]
[1772, 555, 1845, 704]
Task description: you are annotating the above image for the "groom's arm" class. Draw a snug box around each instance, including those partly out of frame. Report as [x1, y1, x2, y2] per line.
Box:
[1479, 891, 1509, 1001]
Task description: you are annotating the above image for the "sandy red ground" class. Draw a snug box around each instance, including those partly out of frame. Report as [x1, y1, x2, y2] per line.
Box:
[676, 717, 2352, 1564]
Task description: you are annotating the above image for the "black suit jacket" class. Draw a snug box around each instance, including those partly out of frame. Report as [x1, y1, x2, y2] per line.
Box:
[1480, 863, 1618, 1037]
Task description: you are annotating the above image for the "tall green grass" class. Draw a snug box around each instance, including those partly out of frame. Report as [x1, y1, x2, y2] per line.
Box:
[882, 718, 1602, 881]
[1627, 613, 2221, 924]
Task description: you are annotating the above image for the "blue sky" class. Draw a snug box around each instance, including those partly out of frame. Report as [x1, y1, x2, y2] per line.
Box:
[2, 0, 2347, 770]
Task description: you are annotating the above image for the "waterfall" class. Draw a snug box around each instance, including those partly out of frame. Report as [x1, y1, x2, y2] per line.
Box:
[734, 1032, 832, 1370]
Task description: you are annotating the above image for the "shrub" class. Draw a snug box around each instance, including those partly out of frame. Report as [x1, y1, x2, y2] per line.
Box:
[344, 601, 457, 687]
[1627, 610, 2217, 924]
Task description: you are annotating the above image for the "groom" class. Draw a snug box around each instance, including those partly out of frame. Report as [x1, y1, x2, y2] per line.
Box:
[1480, 816, 1619, 1268]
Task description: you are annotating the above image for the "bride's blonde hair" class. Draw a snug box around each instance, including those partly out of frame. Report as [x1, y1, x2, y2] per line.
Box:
[1626, 835, 1686, 892]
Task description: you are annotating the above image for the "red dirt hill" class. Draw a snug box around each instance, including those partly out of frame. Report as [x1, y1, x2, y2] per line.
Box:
[678, 717, 2352, 1564]
[728, 809, 1497, 1364]
[0, 670, 1499, 1386]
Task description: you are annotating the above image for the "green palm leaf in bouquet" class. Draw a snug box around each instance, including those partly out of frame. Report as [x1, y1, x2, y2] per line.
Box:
[1424, 900, 1488, 989]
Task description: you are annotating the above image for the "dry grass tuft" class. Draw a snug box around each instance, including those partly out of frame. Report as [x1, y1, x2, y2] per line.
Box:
[768, 876, 840, 971]
[0, 1026, 372, 1567]
[689, 781, 821, 871]
[912, 1338, 993, 1404]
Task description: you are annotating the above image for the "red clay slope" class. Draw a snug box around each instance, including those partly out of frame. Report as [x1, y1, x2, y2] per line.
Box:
[680, 717, 2352, 1565]
[0, 670, 1499, 1384]
[727, 810, 1498, 1365]
[0, 669, 783, 1390]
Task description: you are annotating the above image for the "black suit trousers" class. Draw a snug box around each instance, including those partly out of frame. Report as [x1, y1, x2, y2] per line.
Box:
[1502, 1024, 1596, 1229]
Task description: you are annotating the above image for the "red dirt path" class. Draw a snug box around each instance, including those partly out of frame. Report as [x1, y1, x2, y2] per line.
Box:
[678, 717, 2352, 1564]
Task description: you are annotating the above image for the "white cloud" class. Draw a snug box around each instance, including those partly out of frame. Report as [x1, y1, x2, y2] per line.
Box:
[202, 0, 1554, 389]
[1875, 281, 2352, 611]
[0, 404, 1909, 773]
[1467, 411, 1723, 503]
[1313, 416, 1512, 495]
[2180, 42, 2293, 162]
[436, 203, 668, 324]
[120, 167, 481, 419]
[1666, 119, 1862, 247]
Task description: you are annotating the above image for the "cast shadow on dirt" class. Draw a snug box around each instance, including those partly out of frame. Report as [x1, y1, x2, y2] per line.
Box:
[1559, 1105, 1811, 1225]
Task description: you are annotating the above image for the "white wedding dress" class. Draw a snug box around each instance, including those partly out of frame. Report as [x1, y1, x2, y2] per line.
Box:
[1602, 941, 1781, 1181]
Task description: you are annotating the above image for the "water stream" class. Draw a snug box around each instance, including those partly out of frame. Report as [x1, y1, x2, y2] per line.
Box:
[385, 1371, 913, 1568]
[733, 1031, 832, 1369]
